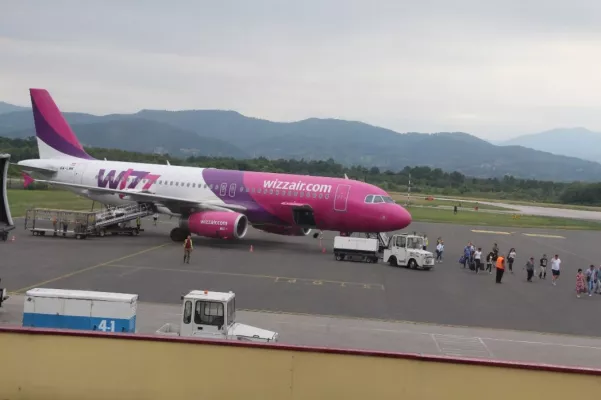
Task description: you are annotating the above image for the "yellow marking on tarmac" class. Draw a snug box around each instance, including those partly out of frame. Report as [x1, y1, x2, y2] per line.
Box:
[107, 264, 385, 290]
[10, 243, 170, 295]
[471, 229, 512, 235]
[522, 233, 565, 239]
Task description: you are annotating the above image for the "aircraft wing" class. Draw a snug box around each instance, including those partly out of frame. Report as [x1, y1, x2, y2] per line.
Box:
[31, 179, 247, 214]
[12, 163, 58, 175]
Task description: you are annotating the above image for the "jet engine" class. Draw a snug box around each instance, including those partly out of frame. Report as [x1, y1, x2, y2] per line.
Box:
[254, 225, 312, 236]
[176, 211, 249, 240]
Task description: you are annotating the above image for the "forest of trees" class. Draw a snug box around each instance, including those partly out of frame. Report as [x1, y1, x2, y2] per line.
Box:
[2, 136, 600, 205]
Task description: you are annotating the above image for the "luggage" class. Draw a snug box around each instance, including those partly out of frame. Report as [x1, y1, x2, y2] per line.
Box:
[469, 261, 476, 271]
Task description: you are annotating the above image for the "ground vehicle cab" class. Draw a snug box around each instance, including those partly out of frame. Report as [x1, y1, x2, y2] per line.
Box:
[383, 233, 435, 270]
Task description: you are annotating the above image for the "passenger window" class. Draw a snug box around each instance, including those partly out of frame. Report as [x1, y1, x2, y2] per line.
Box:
[257, 189, 262, 193]
[276, 190, 280, 195]
[269, 189, 273, 195]
[183, 300, 192, 324]
[312, 193, 316, 198]
[365, 195, 374, 203]
[175, 182, 179, 186]
[319, 193, 323, 199]
[170, 181, 173, 186]
[187, 183, 190, 187]
[325, 194, 329, 199]
[240, 186, 244, 192]
[373, 196, 384, 203]
[300, 192, 304, 197]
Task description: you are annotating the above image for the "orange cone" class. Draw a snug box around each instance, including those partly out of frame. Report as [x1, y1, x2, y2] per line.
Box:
[321, 247, 326, 253]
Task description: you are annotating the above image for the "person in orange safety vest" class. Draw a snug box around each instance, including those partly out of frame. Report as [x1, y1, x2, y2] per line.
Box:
[183, 235, 193, 264]
[495, 254, 505, 284]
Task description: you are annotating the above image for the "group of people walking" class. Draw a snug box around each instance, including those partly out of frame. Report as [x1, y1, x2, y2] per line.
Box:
[459, 242, 562, 285]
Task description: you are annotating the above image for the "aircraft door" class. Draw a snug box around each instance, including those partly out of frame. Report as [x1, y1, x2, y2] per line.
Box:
[333, 184, 351, 212]
[71, 163, 88, 184]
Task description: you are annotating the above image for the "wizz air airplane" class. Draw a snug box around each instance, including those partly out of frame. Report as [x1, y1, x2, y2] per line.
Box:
[16, 89, 412, 242]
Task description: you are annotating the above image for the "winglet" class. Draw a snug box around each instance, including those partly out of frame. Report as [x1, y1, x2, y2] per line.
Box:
[344, 173, 349, 179]
[22, 171, 34, 188]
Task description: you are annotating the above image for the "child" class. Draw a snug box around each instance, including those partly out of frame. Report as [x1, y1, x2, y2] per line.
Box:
[539, 254, 548, 279]
[486, 252, 494, 274]
[576, 269, 587, 298]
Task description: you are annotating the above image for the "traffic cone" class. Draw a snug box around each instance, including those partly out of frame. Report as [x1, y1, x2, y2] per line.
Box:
[321, 247, 326, 253]
[10, 236, 15, 242]
[249, 245, 254, 252]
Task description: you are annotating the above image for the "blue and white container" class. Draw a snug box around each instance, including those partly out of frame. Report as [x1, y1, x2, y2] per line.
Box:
[23, 288, 138, 333]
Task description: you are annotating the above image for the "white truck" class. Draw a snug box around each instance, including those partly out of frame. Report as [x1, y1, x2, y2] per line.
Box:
[156, 290, 279, 343]
[333, 236, 380, 263]
[382, 233, 435, 270]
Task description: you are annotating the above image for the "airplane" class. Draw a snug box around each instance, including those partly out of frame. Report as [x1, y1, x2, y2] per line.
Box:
[16, 88, 412, 243]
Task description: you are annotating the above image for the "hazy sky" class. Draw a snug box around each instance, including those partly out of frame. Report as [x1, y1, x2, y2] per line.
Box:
[1, 0, 601, 140]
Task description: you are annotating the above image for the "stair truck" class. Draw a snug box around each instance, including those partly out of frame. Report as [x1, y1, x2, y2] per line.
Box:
[383, 233, 435, 270]
[333, 236, 380, 263]
[156, 290, 279, 343]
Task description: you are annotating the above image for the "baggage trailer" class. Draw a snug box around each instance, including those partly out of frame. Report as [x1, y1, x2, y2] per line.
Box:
[24, 208, 94, 239]
[22, 288, 138, 333]
[0, 153, 15, 242]
[333, 236, 380, 263]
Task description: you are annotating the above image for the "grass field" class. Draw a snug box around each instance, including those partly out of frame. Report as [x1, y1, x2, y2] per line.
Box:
[394, 192, 601, 212]
[389, 193, 515, 211]
[407, 206, 601, 230]
[7, 189, 99, 218]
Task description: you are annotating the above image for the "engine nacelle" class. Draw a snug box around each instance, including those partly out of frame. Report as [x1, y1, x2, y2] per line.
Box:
[180, 211, 249, 239]
[255, 225, 312, 236]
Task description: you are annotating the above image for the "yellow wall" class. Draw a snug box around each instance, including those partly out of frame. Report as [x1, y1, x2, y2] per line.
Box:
[0, 328, 600, 400]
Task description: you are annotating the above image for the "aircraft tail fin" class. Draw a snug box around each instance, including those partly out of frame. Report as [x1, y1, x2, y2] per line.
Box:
[29, 88, 94, 160]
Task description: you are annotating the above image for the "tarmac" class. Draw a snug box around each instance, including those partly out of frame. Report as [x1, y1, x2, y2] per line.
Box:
[1, 216, 601, 367]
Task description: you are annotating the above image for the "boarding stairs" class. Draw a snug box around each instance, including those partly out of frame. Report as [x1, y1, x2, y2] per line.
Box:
[93, 203, 154, 229]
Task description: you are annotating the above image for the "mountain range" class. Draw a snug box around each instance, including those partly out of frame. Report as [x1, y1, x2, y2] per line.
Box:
[496, 128, 601, 163]
[1, 101, 600, 182]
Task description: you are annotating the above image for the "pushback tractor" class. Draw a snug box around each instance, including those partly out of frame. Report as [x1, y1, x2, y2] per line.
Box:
[156, 290, 279, 343]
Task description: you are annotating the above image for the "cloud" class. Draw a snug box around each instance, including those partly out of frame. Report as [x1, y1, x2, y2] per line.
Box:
[1, 0, 601, 139]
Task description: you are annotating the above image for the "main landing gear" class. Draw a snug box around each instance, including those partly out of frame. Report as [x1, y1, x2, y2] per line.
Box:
[170, 227, 190, 242]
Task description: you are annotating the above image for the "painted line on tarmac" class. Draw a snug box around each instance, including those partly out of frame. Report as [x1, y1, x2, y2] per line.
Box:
[107, 264, 385, 290]
[471, 229, 512, 235]
[236, 308, 601, 341]
[9, 243, 170, 295]
[522, 233, 565, 239]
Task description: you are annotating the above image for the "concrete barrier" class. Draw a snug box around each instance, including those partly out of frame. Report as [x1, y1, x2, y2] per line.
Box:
[0, 326, 600, 399]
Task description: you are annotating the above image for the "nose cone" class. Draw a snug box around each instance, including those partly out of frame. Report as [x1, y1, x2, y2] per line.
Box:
[390, 206, 412, 230]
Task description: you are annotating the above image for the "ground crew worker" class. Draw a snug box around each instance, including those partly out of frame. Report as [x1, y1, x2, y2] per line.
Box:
[183, 235, 193, 264]
[153, 213, 158, 226]
[136, 216, 141, 230]
[495, 253, 505, 283]
[52, 215, 58, 235]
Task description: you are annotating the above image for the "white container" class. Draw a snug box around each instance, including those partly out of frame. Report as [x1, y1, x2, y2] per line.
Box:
[23, 288, 138, 333]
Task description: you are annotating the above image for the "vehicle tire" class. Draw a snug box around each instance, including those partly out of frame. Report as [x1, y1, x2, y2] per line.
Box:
[99, 230, 105, 237]
[366, 257, 372, 263]
[423, 267, 432, 271]
[388, 256, 398, 267]
[335, 253, 342, 261]
[372, 257, 379, 263]
[408, 259, 417, 269]
[134, 229, 139, 236]
[76, 234, 82, 240]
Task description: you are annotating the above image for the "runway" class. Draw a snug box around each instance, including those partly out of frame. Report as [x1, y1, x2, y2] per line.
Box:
[1, 217, 601, 338]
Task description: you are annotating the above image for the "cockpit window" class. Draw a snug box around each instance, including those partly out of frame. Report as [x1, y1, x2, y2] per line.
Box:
[382, 196, 395, 203]
[373, 196, 384, 203]
[365, 195, 374, 203]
